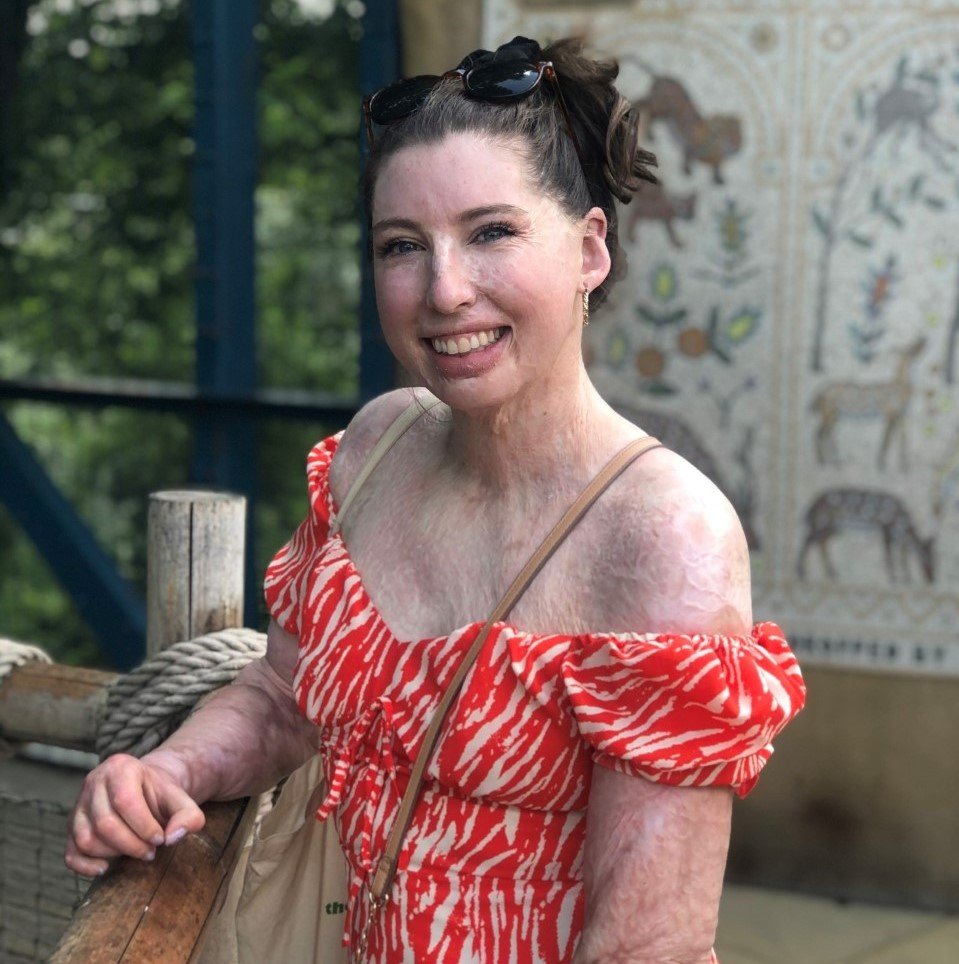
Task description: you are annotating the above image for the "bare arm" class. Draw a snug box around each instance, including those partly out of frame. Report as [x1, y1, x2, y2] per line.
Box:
[143, 619, 318, 802]
[575, 462, 751, 962]
[66, 619, 316, 876]
[576, 773, 731, 964]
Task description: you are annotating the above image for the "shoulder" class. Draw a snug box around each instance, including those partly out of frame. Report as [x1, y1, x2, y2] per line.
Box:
[328, 387, 437, 504]
[612, 444, 752, 635]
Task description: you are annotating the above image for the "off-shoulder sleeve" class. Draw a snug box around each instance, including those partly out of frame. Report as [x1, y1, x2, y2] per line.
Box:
[569, 622, 805, 797]
[263, 433, 342, 637]
[511, 621, 805, 798]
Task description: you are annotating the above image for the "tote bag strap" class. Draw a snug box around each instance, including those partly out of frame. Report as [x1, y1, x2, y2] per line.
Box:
[329, 393, 441, 536]
[369, 434, 663, 903]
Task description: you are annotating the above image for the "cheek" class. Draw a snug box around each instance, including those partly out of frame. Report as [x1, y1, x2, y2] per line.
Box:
[374, 266, 421, 328]
[463, 246, 571, 304]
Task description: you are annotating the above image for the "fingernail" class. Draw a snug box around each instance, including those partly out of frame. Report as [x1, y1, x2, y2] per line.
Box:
[166, 827, 187, 845]
[145, 851, 155, 862]
[151, 834, 164, 846]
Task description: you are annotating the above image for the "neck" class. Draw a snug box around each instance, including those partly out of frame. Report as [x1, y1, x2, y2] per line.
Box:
[442, 363, 619, 497]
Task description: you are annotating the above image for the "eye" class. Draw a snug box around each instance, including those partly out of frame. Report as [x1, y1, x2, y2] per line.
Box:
[375, 237, 420, 258]
[472, 221, 516, 244]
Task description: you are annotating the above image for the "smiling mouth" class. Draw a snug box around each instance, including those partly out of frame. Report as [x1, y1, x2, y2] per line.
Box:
[428, 327, 507, 356]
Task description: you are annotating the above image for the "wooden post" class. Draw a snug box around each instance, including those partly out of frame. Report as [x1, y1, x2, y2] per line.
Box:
[147, 491, 246, 655]
[50, 489, 255, 961]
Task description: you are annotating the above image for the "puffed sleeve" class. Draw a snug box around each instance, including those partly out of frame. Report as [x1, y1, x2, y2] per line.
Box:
[510, 622, 806, 797]
[552, 622, 805, 798]
[263, 433, 342, 637]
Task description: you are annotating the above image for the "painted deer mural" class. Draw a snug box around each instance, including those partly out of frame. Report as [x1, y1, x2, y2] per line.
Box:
[874, 62, 958, 172]
[633, 77, 742, 184]
[811, 336, 926, 469]
[797, 488, 935, 583]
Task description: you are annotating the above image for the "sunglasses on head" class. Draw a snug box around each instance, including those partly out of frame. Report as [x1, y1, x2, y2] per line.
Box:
[362, 59, 584, 162]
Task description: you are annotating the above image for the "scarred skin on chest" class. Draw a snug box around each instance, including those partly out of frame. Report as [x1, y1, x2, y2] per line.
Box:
[331, 396, 752, 641]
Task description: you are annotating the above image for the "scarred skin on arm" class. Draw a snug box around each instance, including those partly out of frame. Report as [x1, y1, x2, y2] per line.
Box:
[577, 774, 732, 964]
[64, 390, 418, 880]
[573, 460, 751, 964]
[142, 620, 318, 803]
[64, 620, 316, 877]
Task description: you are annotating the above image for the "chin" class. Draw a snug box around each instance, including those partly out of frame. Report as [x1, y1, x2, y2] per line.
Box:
[420, 374, 515, 415]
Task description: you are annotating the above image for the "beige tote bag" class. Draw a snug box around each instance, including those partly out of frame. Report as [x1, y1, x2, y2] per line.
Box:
[198, 754, 349, 963]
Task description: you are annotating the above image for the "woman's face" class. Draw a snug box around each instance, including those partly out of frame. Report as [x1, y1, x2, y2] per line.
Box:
[370, 132, 609, 413]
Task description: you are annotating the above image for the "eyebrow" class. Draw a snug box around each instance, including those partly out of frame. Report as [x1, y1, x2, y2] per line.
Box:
[371, 204, 528, 234]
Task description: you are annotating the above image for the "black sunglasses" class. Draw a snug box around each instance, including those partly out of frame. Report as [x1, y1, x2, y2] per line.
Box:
[362, 59, 583, 162]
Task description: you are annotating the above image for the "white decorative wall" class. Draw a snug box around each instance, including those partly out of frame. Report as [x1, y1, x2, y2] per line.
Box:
[485, 0, 959, 676]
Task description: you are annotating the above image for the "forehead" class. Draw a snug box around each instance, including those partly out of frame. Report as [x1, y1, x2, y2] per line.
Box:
[372, 132, 554, 223]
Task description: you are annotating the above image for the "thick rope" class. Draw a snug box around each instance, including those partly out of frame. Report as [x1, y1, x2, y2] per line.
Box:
[0, 637, 54, 756]
[96, 628, 266, 761]
[0, 637, 53, 679]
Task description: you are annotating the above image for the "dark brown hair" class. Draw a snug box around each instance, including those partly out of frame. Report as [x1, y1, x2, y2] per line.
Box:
[363, 38, 658, 312]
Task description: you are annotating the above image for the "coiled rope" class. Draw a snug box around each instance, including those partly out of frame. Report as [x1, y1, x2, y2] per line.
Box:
[0, 637, 53, 676]
[0, 638, 54, 756]
[95, 628, 267, 760]
[0, 630, 267, 760]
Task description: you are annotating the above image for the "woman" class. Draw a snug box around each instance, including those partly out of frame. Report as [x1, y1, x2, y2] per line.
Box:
[66, 36, 806, 963]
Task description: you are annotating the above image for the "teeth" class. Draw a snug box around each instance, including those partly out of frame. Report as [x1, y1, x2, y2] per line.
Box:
[431, 327, 503, 355]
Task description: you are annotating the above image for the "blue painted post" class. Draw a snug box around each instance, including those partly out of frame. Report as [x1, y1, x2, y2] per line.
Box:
[0, 412, 146, 668]
[192, 0, 259, 625]
[359, 0, 402, 401]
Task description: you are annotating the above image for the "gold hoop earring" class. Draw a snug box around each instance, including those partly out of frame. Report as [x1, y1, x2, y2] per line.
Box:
[582, 288, 590, 327]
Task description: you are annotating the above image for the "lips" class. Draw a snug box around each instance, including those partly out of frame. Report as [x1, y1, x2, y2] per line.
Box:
[424, 325, 512, 378]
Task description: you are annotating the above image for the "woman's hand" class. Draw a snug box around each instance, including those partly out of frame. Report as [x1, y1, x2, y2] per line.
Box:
[64, 753, 205, 877]
[64, 619, 315, 878]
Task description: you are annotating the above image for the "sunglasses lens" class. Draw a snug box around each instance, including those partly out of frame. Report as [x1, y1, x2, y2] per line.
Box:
[465, 62, 541, 100]
[370, 75, 441, 124]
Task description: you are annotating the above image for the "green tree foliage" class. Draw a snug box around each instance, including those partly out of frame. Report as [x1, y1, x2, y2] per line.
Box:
[0, 0, 363, 665]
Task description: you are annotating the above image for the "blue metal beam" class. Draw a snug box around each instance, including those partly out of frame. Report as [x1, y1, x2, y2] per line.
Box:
[192, 0, 259, 624]
[359, 0, 401, 401]
[0, 375, 357, 422]
[0, 411, 146, 669]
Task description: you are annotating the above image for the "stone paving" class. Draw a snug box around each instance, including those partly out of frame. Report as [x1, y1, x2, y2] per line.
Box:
[716, 884, 959, 963]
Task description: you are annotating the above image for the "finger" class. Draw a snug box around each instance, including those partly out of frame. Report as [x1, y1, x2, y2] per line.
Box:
[68, 804, 122, 860]
[152, 781, 205, 846]
[64, 833, 109, 877]
[88, 782, 156, 860]
[104, 769, 166, 847]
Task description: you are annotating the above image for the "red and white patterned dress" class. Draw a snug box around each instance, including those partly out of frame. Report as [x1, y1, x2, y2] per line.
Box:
[264, 433, 807, 963]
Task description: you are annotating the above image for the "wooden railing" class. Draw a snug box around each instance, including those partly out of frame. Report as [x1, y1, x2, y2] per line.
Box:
[0, 490, 256, 962]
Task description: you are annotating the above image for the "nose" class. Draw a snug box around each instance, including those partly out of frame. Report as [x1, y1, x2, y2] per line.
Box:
[427, 244, 476, 315]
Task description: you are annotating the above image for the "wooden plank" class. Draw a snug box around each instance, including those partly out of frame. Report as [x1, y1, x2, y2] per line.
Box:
[0, 662, 116, 750]
[49, 840, 176, 963]
[49, 798, 256, 963]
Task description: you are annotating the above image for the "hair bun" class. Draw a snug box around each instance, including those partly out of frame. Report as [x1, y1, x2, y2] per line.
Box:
[544, 38, 659, 206]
